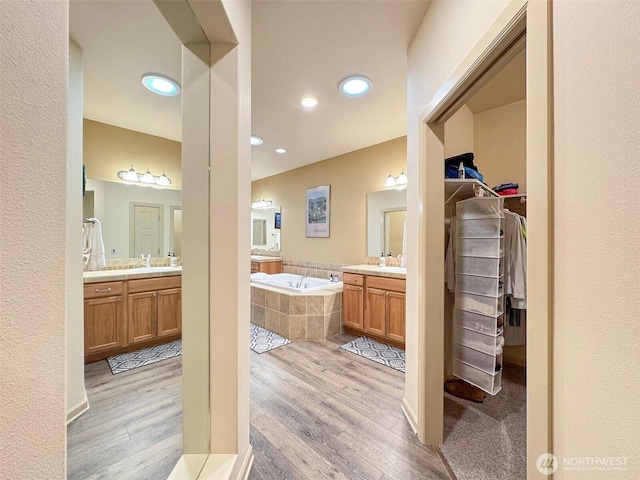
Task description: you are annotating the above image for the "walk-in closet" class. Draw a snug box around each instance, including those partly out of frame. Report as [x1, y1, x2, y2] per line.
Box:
[438, 44, 528, 480]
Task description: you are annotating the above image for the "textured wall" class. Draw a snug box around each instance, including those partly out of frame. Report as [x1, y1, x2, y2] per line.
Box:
[553, 1, 640, 477]
[251, 137, 407, 265]
[0, 0, 68, 477]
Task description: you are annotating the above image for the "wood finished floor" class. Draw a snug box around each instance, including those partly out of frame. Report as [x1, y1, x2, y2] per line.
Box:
[68, 333, 453, 480]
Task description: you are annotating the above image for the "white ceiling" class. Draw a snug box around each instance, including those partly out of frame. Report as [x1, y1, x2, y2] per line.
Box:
[70, 0, 430, 181]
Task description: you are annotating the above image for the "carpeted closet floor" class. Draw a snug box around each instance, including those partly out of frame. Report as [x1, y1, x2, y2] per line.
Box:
[441, 363, 526, 480]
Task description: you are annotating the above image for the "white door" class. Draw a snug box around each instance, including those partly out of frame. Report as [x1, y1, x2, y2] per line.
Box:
[133, 204, 161, 257]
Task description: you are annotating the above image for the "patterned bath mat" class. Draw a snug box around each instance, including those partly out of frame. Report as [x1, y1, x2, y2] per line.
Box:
[340, 336, 405, 373]
[107, 339, 182, 374]
[250, 324, 291, 354]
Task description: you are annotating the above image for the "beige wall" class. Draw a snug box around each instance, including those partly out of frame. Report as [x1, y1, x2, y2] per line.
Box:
[406, 0, 513, 438]
[445, 104, 475, 157]
[0, 0, 68, 477]
[553, 1, 640, 478]
[474, 99, 526, 192]
[251, 137, 407, 265]
[67, 40, 88, 422]
[84, 119, 182, 189]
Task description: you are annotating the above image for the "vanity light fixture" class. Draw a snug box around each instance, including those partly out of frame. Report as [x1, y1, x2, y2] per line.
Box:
[250, 135, 264, 146]
[300, 97, 318, 108]
[251, 198, 273, 209]
[275, 148, 287, 154]
[117, 165, 172, 186]
[141, 73, 181, 96]
[339, 75, 372, 97]
[385, 169, 408, 188]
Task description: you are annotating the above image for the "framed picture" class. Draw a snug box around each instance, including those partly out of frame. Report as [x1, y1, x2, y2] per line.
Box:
[274, 211, 281, 229]
[305, 185, 330, 238]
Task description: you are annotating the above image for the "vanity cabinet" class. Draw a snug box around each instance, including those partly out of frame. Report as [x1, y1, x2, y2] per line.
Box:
[343, 272, 406, 347]
[365, 276, 406, 344]
[128, 276, 182, 345]
[84, 274, 181, 363]
[84, 281, 126, 355]
[250, 260, 282, 274]
[342, 273, 364, 330]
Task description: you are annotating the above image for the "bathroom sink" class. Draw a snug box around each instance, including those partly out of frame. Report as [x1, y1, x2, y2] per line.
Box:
[379, 266, 407, 273]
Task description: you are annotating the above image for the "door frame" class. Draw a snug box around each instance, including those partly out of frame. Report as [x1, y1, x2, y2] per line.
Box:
[413, 1, 553, 478]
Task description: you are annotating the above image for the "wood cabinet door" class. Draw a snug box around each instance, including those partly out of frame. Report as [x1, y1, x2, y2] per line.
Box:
[365, 287, 387, 337]
[128, 291, 157, 344]
[157, 288, 182, 337]
[386, 291, 406, 343]
[343, 283, 364, 330]
[84, 296, 125, 355]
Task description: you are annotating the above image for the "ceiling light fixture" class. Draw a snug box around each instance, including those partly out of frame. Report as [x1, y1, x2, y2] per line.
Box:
[251, 198, 273, 209]
[141, 73, 181, 96]
[117, 165, 172, 187]
[275, 148, 287, 154]
[300, 97, 318, 108]
[385, 169, 408, 188]
[250, 135, 264, 146]
[339, 75, 372, 97]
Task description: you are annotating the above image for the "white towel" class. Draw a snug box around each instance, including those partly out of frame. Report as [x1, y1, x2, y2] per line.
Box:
[83, 218, 106, 271]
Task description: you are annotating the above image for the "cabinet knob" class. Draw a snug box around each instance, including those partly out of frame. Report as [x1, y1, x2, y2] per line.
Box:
[95, 287, 111, 293]
[359, 287, 363, 291]
[386, 292, 390, 296]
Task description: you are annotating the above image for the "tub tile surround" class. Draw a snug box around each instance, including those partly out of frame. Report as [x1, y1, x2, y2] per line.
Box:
[251, 285, 343, 341]
[282, 259, 348, 281]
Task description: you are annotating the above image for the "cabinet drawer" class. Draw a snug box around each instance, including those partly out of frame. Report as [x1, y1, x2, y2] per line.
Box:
[366, 275, 406, 293]
[84, 281, 123, 299]
[343, 273, 364, 286]
[128, 275, 181, 293]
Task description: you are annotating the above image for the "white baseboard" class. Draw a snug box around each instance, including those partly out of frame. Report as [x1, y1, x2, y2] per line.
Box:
[401, 396, 418, 435]
[236, 445, 253, 480]
[67, 395, 89, 424]
[166, 446, 253, 480]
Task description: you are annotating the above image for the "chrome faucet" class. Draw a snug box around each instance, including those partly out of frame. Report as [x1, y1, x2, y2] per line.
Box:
[295, 275, 307, 288]
[139, 253, 151, 268]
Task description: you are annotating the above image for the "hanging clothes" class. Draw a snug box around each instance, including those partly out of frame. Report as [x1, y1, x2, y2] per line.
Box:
[503, 210, 527, 345]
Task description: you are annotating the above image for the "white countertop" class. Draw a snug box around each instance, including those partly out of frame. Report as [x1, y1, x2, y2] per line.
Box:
[83, 266, 182, 283]
[250, 255, 283, 263]
[341, 264, 407, 279]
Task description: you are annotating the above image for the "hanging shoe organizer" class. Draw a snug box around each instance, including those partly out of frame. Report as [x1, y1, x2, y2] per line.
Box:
[452, 196, 505, 395]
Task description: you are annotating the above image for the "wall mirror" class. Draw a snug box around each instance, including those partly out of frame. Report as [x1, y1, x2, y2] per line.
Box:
[84, 178, 182, 259]
[367, 188, 407, 257]
[251, 205, 281, 252]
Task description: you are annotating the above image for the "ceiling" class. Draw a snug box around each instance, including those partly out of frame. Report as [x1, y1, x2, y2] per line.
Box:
[70, 0, 430, 181]
[466, 49, 526, 114]
[69, 1, 526, 182]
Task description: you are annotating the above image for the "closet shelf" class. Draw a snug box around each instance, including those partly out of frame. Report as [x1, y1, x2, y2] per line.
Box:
[445, 179, 498, 205]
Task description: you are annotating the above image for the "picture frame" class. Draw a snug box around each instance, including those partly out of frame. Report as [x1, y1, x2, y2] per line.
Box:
[305, 185, 330, 238]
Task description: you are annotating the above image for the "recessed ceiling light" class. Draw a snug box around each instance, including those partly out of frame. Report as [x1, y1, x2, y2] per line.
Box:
[339, 75, 372, 97]
[250, 135, 264, 146]
[301, 97, 318, 108]
[275, 148, 287, 154]
[141, 73, 181, 96]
